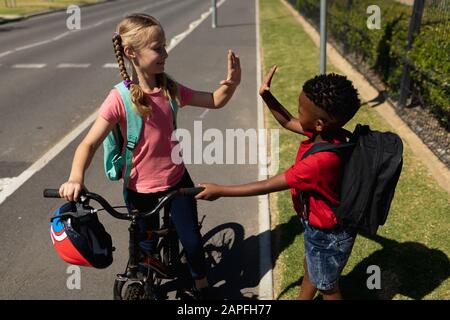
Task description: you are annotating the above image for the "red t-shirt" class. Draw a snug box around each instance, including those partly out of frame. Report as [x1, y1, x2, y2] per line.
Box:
[284, 131, 345, 229]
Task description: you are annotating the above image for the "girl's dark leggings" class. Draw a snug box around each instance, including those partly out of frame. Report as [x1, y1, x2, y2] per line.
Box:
[126, 170, 206, 280]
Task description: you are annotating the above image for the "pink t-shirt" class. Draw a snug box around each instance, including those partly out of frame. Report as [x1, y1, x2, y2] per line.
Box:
[99, 83, 194, 193]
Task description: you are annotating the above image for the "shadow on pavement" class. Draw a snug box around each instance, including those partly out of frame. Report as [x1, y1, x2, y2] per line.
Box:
[202, 214, 304, 299]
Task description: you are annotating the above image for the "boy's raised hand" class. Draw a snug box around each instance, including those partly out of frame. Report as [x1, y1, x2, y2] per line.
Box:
[259, 65, 277, 96]
[220, 50, 241, 87]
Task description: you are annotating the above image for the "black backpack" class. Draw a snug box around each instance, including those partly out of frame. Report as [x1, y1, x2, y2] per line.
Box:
[300, 124, 403, 235]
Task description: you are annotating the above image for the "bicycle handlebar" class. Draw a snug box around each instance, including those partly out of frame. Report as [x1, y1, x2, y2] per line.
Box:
[43, 189, 62, 198]
[43, 187, 205, 220]
[178, 187, 205, 197]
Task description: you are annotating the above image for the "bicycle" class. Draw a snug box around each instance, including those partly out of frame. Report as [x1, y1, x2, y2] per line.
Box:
[44, 187, 205, 300]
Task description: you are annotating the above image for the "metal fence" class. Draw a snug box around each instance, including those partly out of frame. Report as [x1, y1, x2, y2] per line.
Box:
[290, 0, 450, 168]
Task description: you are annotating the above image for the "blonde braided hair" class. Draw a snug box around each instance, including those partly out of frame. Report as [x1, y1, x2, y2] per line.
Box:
[113, 14, 180, 118]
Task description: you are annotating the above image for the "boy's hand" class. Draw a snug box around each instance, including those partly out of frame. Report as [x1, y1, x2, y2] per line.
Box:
[259, 65, 277, 96]
[220, 50, 241, 87]
[195, 183, 223, 201]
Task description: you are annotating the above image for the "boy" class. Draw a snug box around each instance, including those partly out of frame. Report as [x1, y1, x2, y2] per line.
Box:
[195, 66, 361, 300]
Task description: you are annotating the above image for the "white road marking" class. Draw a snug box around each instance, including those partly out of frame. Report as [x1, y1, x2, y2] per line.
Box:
[57, 63, 91, 68]
[0, 178, 14, 193]
[52, 31, 70, 41]
[167, 0, 227, 51]
[12, 64, 46, 68]
[0, 112, 98, 205]
[0, 50, 12, 58]
[198, 109, 210, 119]
[255, 0, 274, 300]
[103, 63, 119, 68]
[15, 40, 52, 51]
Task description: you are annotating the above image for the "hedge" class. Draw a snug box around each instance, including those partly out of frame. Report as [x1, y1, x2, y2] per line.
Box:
[292, 0, 449, 128]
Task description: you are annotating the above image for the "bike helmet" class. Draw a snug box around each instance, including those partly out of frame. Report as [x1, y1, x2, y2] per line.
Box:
[50, 202, 113, 269]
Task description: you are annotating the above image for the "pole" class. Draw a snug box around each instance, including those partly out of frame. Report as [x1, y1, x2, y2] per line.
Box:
[319, 0, 327, 74]
[212, 0, 217, 28]
[398, 0, 425, 107]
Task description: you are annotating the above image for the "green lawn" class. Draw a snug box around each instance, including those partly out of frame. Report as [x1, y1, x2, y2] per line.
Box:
[260, 0, 450, 300]
[0, 0, 101, 16]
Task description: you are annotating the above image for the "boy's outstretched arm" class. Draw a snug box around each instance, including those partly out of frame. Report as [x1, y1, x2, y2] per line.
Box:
[195, 173, 290, 201]
[260, 65, 304, 135]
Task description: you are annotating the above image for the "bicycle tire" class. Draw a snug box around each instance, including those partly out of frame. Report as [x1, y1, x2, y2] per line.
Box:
[201, 222, 244, 269]
[123, 282, 145, 300]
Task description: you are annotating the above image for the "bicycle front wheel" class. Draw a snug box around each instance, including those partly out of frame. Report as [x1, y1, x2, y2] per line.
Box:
[123, 282, 145, 300]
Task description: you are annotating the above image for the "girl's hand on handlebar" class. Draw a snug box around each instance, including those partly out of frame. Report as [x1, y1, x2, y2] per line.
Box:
[59, 181, 85, 202]
[195, 183, 222, 201]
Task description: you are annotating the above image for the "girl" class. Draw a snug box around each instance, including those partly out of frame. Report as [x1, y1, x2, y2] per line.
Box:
[59, 13, 241, 298]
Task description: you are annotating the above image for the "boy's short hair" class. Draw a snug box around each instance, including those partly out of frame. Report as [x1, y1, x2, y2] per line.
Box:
[302, 73, 361, 125]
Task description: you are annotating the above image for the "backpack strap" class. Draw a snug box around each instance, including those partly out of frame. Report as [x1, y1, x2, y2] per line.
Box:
[114, 82, 143, 201]
[299, 142, 355, 220]
[168, 97, 178, 129]
[301, 142, 354, 160]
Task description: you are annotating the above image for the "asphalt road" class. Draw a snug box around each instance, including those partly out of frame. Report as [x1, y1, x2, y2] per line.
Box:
[0, 0, 265, 299]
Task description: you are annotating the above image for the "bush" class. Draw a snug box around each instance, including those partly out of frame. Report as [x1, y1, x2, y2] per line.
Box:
[293, 0, 449, 128]
[408, 22, 450, 126]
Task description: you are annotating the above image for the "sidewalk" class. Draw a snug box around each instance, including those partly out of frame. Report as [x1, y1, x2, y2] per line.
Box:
[0, 14, 22, 24]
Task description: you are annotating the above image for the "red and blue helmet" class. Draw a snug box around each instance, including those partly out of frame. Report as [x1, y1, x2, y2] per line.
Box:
[50, 202, 113, 269]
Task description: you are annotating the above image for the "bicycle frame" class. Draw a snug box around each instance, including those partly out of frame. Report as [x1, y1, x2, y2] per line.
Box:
[113, 204, 180, 300]
[44, 187, 204, 300]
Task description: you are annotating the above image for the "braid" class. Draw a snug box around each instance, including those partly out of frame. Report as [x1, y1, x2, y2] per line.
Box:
[113, 34, 130, 82]
[303, 73, 360, 124]
[112, 32, 151, 118]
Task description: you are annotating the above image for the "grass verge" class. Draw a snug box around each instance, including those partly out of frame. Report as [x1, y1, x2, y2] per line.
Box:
[0, 0, 101, 16]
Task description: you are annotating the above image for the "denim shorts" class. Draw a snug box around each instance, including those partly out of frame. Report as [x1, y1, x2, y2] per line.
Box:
[301, 218, 356, 291]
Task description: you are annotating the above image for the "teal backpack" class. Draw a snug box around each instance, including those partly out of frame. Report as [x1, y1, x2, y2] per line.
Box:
[103, 81, 179, 200]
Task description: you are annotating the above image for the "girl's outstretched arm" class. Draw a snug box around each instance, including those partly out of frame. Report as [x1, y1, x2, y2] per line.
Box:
[188, 50, 241, 109]
[195, 173, 290, 201]
[260, 65, 304, 135]
[59, 116, 115, 201]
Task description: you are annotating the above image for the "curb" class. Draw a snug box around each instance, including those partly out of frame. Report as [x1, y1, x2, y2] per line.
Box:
[255, 0, 274, 301]
[0, 0, 115, 25]
[281, 0, 450, 194]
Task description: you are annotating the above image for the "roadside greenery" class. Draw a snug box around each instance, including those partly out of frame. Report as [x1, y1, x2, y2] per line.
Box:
[292, 0, 449, 128]
[0, 0, 101, 16]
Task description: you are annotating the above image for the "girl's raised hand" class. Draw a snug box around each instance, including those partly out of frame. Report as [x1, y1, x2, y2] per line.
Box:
[259, 65, 277, 96]
[220, 50, 241, 87]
